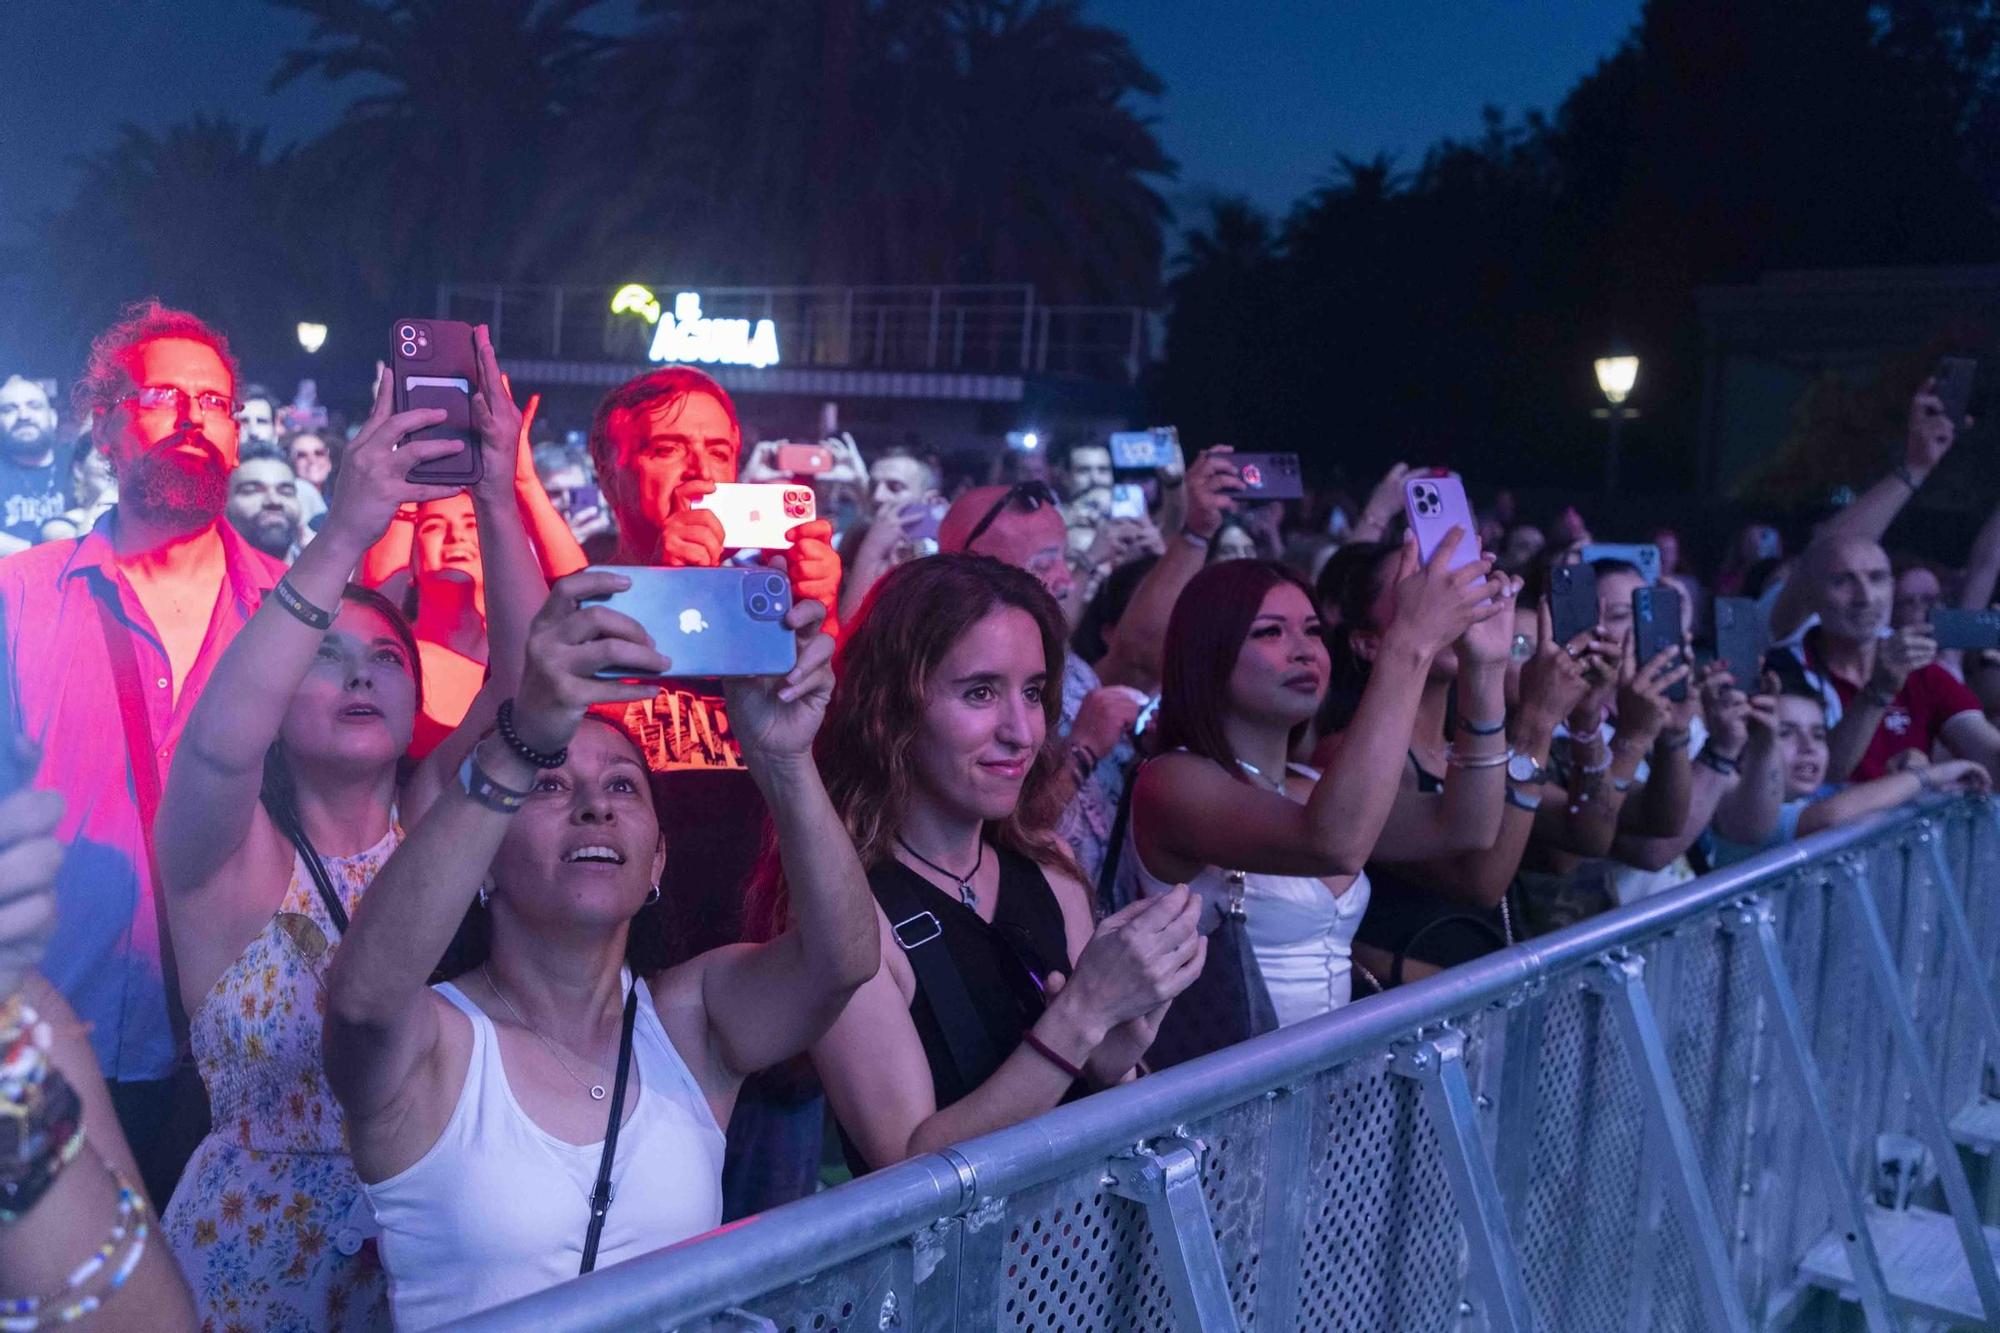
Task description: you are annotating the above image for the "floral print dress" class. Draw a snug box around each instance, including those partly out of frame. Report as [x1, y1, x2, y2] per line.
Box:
[164, 823, 400, 1333]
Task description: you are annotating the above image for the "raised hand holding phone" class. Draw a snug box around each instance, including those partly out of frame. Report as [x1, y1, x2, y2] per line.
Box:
[1401, 471, 1481, 570]
[722, 596, 837, 763]
[320, 366, 461, 549]
[510, 570, 674, 757]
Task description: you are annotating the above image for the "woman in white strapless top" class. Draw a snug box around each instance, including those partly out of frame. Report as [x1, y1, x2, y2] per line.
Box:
[1129, 555, 1508, 1026]
[1129, 761, 1369, 1023]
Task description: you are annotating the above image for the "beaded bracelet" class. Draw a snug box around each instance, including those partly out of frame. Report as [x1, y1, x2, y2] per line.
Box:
[271, 577, 334, 632]
[495, 699, 568, 770]
[0, 1162, 149, 1330]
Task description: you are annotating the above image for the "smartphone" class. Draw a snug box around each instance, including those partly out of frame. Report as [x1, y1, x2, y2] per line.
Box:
[584, 567, 794, 680]
[1109, 427, 1180, 472]
[1934, 357, 1977, 429]
[1109, 483, 1148, 521]
[689, 483, 817, 550]
[1232, 452, 1304, 502]
[1549, 563, 1600, 649]
[1402, 470, 1480, 570]
[1578, 542, 1662, 585]
[391, 317, 482, 487]
[1930, 607, 2000, 651]
[1633, 583, 1687, 702]
[1712, 596, 1769, 692]
[776, 442, 833, 476]
[896, 501, 945, 545]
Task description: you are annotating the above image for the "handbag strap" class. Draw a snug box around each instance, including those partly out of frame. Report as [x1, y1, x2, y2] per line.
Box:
[280, 821, 351, 937]
[580, 986, 640, 1276]
[870, 864, 1003, 1094]
[1390, 913, 1509, 988]
[92, 591, 191, 1052]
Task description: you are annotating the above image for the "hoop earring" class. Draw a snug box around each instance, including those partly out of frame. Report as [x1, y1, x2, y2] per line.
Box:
[646, 884, 661, 905]
[478, 881, 492, 909]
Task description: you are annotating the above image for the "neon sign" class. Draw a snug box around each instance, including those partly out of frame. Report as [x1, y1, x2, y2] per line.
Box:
[610, 284, 780, 369]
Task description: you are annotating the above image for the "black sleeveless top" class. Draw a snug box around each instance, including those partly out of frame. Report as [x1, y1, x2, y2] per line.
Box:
[1354, 753, 1511, 976]
[841, 845, 1071, 1172]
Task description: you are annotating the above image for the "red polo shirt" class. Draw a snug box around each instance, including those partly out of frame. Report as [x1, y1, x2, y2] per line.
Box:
[1789, 629, 1983, 780]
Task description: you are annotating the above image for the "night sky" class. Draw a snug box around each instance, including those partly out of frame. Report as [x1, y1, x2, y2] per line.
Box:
[2, 0, 1642, 246]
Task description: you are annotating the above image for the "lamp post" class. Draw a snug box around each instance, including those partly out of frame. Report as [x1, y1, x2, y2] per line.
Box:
[296, 322, 328, 355]
[1593, 351, 1639, 494]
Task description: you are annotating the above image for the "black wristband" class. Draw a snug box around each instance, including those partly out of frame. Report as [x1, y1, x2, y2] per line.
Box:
[1458, 715, 1507, 737]
[496, 698, 568, 769]
[1894, 462, 1923, 492]
[271, 577, 334, 631]
[1695, 745, 1741, 777]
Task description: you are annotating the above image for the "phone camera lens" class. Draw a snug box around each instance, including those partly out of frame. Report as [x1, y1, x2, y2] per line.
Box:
[398, 325, 416, 340]
[765, 575, 787, 597]
[749, 595, 770, 615]
[401, 341, 417, 357]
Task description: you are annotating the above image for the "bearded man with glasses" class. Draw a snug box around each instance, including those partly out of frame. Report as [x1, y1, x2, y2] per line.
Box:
[0, 300, 285, 1204]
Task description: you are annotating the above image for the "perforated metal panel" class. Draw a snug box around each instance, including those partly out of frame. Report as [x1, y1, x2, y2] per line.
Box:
[994, 1164, 1176, 1331]
[1293, 1056, 1465, 1332]
[1515, 983, 1649, 1329]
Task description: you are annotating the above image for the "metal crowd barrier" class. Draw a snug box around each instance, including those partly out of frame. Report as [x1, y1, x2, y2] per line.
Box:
[448, 796, 2000, 1332]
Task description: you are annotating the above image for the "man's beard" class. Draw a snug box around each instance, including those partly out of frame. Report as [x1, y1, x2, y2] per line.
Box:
[4, 425, 49, 463]
[122, 438, 227, 531]
[242, 511, 295, 559]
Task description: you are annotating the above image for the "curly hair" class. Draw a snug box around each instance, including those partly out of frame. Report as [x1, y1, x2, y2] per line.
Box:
[72, 300, 240, 422]
[742, 554, 1077, 942]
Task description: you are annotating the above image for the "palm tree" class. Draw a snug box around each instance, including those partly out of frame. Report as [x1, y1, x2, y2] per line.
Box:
[267, 0, 613, 300]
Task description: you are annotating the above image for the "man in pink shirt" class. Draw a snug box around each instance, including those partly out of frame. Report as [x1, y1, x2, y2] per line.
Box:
[0, 302, 283, 1202]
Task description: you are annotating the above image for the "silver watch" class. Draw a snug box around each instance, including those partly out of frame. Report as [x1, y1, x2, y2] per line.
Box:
[1506, 752, 1548, 785]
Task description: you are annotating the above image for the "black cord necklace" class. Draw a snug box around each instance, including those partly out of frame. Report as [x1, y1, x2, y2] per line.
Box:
[896, 834, 985, 909]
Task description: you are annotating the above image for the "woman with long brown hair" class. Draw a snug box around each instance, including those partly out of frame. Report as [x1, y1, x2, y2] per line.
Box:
[749, 554, 1205, 1171]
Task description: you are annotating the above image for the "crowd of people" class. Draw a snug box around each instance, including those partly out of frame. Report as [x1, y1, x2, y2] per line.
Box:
[3, 299, 1996, 1330]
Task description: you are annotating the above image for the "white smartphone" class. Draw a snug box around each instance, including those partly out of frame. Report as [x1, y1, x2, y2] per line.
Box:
[689, 483, 817, 550]
[1110, 483, 1148, 520]
[1401, 471, 1481, 571]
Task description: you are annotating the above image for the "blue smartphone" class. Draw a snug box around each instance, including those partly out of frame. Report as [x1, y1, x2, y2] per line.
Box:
[583, 567, 794, 680]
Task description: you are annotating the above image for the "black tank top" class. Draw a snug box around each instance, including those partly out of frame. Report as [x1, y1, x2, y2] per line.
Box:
[1354, 753, 1510, 975]
[841, 845, 1071, 1172]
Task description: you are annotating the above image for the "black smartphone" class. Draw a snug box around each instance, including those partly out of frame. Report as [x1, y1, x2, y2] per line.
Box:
[1934, 357, 1978, 429]
[1931, 606, 2000, 652]
[1549, 564, 1599, 650]
[1632, 583, 1687, 702]
[1231, 451, 1303, 502]
[392, 317, 483, 487]
[1712, 596, 1769, 693]
[582, 566, 794, 680]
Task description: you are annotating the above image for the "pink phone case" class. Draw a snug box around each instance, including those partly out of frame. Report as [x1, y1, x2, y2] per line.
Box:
[1401, 472, 1481, 571]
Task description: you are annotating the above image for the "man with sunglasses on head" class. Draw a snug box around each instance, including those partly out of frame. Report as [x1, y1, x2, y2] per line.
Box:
[0, 301, 286, 1203]
[940, 446, 1243, 884]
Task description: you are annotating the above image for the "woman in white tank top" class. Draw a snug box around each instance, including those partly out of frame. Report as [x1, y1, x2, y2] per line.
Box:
[325, 573, 880, 1330]
[1129, 554, 1513, 1029]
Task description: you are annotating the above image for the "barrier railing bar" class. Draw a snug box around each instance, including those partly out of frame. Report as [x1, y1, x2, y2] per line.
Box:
[1390, 1030, 1535, 1333]
[1493, 990, 1547, 1237]
[1252, 1083, 1311, 1328]
[1588, 953, 1754, 1333]
[1103, 1134, 1240, 1332]
[1724, 896, 1899, 1331]
[1834, 855, 2000, 1323]
[1919, 827, 2000, 1087]
[443, 801, 1976, 1332]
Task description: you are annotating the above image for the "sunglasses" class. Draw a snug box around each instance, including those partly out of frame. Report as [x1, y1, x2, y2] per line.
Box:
[964, 481, 1060, 551]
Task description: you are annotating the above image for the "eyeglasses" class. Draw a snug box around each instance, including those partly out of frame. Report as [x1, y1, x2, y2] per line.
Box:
[963, 481, 1060, 551]
[116, 385, 239, 420]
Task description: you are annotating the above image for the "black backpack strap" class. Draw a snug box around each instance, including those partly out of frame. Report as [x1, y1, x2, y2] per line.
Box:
[1094, 763, 1138, 917]
[871, 866, 1002, 1094]
[580, 986, 640, 1275]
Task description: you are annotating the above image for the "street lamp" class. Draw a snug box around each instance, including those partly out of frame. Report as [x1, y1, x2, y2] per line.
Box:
[296, 322, 328, 355]
[1592, 350, 1640, 493]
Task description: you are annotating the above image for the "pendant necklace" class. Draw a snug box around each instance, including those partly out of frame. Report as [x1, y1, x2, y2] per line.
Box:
[485, 964, 612, 1101]
[897, 835, 985, 909]
[1236, 758, 1289, 793]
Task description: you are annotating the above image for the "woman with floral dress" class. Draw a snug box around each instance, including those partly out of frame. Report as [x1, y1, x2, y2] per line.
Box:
[153, 331, 544, 1329]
